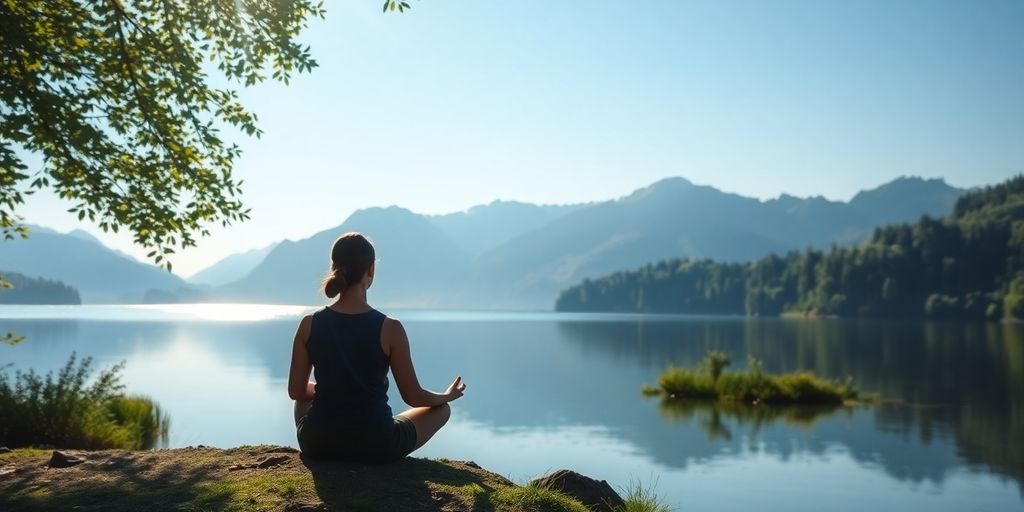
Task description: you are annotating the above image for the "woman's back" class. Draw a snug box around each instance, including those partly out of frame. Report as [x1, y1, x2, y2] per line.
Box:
[306, 307, 392, 428]
[290, 231, 464, 462]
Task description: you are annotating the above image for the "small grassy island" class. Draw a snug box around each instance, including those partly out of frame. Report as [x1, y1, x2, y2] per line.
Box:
[643, 351, 870, 405]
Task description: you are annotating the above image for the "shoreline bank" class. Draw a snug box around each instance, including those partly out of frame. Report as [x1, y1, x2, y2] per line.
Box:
[0, 445, 628, 512]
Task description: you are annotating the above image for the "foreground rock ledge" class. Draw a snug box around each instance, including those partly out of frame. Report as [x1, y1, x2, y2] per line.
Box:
[0, 445, 622, 511]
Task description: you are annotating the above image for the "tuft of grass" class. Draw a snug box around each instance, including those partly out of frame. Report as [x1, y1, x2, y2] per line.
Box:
[0, 353, 169, 449]
[0, 447, 51, 462]
[490, 484, 590, 512]
[646, 350, 865, 405]
[616, 480, 673, 512]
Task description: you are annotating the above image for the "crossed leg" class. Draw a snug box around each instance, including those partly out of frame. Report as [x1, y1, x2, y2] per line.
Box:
[294, 399, 450, 451]
[294, 398, 312, 427]
[398, 403, 451, 450]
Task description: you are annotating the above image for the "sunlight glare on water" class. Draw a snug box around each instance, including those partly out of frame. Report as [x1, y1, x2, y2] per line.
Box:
[0, 303, 311, 322]
[127, 303, 310, 322]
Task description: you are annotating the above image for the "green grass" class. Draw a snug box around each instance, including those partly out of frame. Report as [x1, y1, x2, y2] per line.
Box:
[0, 354, 169, 449]
[490, 484, 590, 512]
[616, 480, 674, 512]
[0, 447, 598, 512]
[185, 474, 316, 512]
[647, 351, 864, 405]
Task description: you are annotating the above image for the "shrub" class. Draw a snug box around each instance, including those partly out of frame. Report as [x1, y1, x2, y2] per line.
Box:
[0, 353, 168, 449]
[657, 367, 716, 399]
[698, 350, 731, 382]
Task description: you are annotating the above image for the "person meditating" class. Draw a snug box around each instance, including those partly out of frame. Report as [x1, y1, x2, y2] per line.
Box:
[288, 232, 466, 462]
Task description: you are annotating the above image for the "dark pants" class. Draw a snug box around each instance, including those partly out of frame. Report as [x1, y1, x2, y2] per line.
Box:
[297, 414, 417, 463]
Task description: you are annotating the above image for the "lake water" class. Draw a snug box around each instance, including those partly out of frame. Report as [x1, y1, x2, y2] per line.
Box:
[1, 305, 1021, 511]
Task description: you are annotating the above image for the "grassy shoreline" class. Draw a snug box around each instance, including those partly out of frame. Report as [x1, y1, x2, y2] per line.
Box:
[0, 445, 669, 512]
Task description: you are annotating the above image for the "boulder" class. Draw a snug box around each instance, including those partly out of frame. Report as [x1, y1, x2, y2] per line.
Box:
[256, 455, 291, 469]
[48, 451, 85, 468]
[529, 469, 624, 512]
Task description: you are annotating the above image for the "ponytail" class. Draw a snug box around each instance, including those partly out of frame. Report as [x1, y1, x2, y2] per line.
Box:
[322, 268, 347, 299]
[320, 233, 375, 299]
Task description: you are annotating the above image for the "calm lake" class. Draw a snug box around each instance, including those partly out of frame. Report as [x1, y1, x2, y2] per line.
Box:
[1, 305, 1021, 511]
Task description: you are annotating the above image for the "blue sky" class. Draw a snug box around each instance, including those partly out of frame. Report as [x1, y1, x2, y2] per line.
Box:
[19, 0, 1024, 276]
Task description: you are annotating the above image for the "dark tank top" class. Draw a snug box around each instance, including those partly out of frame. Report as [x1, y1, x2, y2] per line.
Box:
[306, 307, 392, 428]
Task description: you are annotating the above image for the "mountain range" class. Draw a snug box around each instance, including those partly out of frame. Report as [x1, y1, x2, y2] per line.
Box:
[0, 225, 187, 303]
[0, 176, 966, 308]
[219, 176, 965, 309]
[186, 242, 279, 287]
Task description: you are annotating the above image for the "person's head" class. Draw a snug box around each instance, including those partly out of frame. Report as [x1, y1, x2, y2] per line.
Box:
[321, 232, 376, 299]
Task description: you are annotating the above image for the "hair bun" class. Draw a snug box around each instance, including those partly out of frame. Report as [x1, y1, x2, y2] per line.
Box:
[320, 232, 376, 299]
[323, 270, 347, 299]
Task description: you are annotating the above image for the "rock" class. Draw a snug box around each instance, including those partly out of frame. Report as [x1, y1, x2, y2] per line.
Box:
[0, 447, 11, 454]
[228, 454, 291, 471]
[284, 502, 330, 512]
[530, 469, 625, 512]
[48, 451, 85, 469]
[263, 446, 299, 454]
[256, 455, 290, 469]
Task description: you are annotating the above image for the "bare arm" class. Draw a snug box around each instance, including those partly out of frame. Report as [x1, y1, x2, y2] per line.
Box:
[383, 317, 465, 407]
[287, 314, 315, 401]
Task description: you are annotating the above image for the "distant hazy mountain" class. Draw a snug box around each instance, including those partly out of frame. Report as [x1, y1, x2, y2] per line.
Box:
[219, 207, 473, 307]
[187, 242, 279, 287]
[0, 226, 186, 303]
[427, 201, 585, 257]
[213, 176, 965, 309]
[465, 176, 965, 308]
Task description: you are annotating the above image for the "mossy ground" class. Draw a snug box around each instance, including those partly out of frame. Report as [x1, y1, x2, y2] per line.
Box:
[0, 445, 591, 512]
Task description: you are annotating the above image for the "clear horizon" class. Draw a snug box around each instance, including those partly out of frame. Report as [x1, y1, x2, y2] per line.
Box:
[13, 0, 1024, 276]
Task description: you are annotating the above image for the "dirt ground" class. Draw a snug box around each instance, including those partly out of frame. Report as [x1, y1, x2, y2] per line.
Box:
[0, 445, 525, 511]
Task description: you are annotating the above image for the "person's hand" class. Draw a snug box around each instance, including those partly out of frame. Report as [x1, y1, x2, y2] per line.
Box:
[443, 376, 467, 402]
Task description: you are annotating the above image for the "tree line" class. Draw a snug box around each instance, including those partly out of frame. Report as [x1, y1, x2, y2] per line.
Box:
[556, 175, 1024, 320]
[0, 271, 80, 305]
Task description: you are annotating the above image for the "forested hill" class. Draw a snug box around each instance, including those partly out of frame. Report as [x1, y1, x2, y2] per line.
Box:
[555, 175, 1024, 320]
[0, 272, 81, 305]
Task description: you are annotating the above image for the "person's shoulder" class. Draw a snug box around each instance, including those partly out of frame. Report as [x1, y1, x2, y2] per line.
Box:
[299, 308, 324, 328]
[382, 314, 403, 329]
[381, 315, 407, 336]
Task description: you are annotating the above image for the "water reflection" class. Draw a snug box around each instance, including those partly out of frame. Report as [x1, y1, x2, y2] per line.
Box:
[558, 318, 1024, 492]
[1, 308, 1021, 510]
[655, 399, 850, 441]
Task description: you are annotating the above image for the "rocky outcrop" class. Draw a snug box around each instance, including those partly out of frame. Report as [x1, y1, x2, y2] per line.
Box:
[47, 451, 86, 468]
[530, 469, 625, 512]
